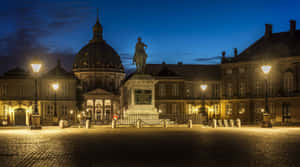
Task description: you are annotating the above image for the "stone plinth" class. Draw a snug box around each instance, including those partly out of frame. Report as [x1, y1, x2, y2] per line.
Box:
[123, 74, 160, 124]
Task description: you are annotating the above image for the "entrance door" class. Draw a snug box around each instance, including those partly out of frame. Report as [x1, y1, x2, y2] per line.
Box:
[15, 108, 26, 125]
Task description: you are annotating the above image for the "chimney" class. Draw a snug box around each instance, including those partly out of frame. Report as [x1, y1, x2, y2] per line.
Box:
[290, 20, 296, 34]
[234, 48, 238, 57]
[265, 24, 272, 39]
[221, 51, 226, 63]
[222, 51, 226, 58]
[177, 61, 183, 65]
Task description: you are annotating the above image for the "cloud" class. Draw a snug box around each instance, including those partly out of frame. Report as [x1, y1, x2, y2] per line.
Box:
[0, 0, 92, 74]
[194, 56, 222, 62]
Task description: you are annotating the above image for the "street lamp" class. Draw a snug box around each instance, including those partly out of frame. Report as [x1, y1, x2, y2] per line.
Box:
[261, 64, 272, 128]
[30, 60, 42, 129]
[70, 110, 74, 123]
[52, 83, 59, 120]
[200, 83, 208, 124]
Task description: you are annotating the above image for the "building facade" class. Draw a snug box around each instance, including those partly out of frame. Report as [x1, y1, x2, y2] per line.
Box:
[0, 61, 77, 126]
[0, 18, 300, 126]
[143, 20, 300, 125]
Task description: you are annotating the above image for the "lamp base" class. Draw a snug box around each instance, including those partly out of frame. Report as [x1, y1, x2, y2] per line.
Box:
[30, 115, 42, 130]
[261, 114, 272, 128]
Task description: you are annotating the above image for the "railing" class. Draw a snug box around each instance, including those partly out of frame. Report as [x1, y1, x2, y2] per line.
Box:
[89, 113, 205, 125]
[116, 113, 204, 125]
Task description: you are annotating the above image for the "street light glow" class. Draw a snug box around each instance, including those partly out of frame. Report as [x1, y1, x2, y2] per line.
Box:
[52, 83, 59, 91]
[261, 65, 272, 74]
[200, 84, 208, 91]
[31, 64, 42, 73]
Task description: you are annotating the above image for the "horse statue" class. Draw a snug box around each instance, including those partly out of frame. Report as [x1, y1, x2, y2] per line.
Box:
[133, 37, 148, 73]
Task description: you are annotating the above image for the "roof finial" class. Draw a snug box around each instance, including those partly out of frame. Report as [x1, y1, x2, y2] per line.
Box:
[96, 8, 100, 24]
[91, 8, 103, 42]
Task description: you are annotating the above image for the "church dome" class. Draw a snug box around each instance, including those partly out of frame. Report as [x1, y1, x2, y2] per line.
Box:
[73, 14, 124, 72]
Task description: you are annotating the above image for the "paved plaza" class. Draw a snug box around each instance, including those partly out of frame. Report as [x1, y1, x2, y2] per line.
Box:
[0, 127, 300, 167]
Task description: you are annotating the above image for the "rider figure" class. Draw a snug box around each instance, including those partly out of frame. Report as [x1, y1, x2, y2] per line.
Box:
[133, 37, 148, 73]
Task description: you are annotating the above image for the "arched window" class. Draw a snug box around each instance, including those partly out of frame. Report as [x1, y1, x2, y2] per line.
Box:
[283, 72, 294, 95]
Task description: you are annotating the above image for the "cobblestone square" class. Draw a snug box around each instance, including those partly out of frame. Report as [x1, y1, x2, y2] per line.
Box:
[0, 127, 300, 167]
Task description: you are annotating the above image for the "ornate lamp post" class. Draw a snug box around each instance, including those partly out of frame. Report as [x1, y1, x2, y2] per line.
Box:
[261, 64, 272, 128]
[200, 84, 208, 124]
[30, 61, 42, 129]
[52, 83, 59, 121]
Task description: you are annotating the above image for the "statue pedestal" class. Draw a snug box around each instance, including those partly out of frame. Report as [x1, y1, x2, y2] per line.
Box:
[123, 74, 160, 124]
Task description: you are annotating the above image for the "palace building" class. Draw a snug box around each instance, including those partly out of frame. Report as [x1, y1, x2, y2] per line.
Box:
[0, 17, 300, 126]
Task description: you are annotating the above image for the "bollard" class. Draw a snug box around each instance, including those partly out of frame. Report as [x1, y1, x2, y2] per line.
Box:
[163, 119, 168, 128]
[86, 120, 90, 129]
[112, 120, 116, 129]
[236, 118, 241, 128]
[188, 120, 192, 128]
[229, 119, 234, 127]
[59, 120, 64, 129]
[136, 120, 139, 128]
[136, 119, 142, 128]
[218, 119, 223, 127]
[223, 119, 228, 127]
[212, 119, 217, 128]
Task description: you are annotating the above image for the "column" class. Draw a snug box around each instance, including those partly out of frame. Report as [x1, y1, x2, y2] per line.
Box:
[92, 99, 95, 121]
[111, 100, 113, 120]
[102, 99, 105, 120]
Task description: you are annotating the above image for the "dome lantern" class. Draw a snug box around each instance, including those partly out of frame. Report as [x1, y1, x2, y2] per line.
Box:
[91, 9, 103, 42]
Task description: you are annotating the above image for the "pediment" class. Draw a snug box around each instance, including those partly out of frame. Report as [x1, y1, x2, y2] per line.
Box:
[84, 88, 113, 96]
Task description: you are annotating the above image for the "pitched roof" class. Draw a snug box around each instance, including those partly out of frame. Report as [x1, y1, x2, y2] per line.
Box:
[227, 30, 300, 63]
[44, 60, 73, 78]
[145, 64, 221, 80]
[1, 67, 29, 78]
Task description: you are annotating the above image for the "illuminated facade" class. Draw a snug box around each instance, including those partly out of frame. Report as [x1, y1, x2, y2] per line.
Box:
[145, 20, 300, 125]
[1, 19, 300, 126]
[0, 61, 77, 125]
[72, 14, 125, 122]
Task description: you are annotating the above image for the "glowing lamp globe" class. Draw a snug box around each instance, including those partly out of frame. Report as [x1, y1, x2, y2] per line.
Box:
[261, 65, 272, 74]
[31, 64, 42, 73]
[200, 84, 208, 91]
[52, 83, 59, 91]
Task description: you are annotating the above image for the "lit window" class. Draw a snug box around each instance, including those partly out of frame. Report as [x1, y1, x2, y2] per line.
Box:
[226, 103, 232, 116]
[87, 100, 93, 108]
[239, 103, 246, 114]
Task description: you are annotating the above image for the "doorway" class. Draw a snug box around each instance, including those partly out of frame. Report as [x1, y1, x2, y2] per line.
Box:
[14, 108, 26, 125]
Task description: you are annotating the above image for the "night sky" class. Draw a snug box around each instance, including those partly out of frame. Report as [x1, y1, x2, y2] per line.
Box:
[0, 0, 299, 73]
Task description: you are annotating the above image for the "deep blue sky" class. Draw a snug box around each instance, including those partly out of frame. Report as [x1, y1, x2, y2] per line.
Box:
[0, 0, 299, 72]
